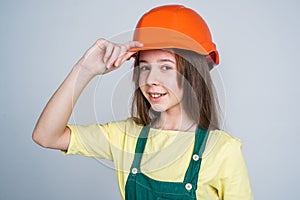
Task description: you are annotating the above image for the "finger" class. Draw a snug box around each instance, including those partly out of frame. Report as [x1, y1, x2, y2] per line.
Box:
[106, 45, 121, 69]
[114, 45, 127, 67]
[119, 51, 137, 64]
[115, 42, 143, 66]
[95, 38, 107, 49]
[103, 42, 114, 63]
[124, 41, 143, 50]
[95, 38, 110, 54]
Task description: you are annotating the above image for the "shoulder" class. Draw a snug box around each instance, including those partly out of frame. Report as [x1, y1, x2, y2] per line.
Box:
[203, 129, 242, 158]
[212, 130, 242, 146]
[101, 118, 143, 137]
[104, 117, 142, 129]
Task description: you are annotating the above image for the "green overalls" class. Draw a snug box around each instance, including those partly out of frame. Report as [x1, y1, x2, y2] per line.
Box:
[125, 125, 209, 200]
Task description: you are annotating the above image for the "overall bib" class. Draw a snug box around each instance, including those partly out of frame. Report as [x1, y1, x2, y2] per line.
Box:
[125, 125, 209, 200]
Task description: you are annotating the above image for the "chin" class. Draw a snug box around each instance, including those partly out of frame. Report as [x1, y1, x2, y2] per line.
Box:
[151, 104, 166, 112]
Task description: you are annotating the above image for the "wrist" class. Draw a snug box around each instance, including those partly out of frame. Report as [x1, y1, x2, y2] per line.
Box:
[73, 63, 98, 79]
[71, 64, 97, 86]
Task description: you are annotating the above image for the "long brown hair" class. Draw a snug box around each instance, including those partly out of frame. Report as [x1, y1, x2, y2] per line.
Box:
[131, 49, 221, 130]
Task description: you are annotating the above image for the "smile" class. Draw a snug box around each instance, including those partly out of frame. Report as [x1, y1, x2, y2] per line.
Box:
[149, 93, 166, 98]
[148, 92, 167, 101]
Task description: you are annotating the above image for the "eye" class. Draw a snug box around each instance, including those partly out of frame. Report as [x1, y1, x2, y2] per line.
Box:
[139, 65, 150, 71]
[161, 65, 173, 71]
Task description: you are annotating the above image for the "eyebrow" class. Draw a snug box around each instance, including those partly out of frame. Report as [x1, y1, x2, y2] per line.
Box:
[139, 59, 176, 64]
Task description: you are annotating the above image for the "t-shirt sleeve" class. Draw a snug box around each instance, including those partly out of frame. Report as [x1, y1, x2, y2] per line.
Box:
[64, 123, 113, 160]
[219, 139, 254, 200]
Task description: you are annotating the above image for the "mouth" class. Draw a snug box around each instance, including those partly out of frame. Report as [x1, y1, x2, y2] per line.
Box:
[148, 92, 167, 101]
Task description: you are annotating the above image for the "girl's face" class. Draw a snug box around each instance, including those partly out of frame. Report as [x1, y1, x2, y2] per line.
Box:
[138, 50, 184, 113]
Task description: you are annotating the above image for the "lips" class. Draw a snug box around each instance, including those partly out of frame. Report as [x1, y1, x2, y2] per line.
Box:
[148, 92, 166, 102]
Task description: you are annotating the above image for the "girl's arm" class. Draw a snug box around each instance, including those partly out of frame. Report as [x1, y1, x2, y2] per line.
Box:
[32, 39, 142, 151]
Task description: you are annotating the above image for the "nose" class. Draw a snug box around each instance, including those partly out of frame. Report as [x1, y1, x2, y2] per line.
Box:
[146, 68, 160, 86]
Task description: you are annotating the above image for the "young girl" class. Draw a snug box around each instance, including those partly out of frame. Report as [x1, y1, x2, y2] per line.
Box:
[33, 4, 253, 200]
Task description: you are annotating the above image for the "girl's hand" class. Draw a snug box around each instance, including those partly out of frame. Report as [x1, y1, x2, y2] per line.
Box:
[76, 38, 143, 76]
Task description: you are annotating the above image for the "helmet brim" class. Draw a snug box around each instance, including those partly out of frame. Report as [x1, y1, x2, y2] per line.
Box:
[129, 27, 219, 66]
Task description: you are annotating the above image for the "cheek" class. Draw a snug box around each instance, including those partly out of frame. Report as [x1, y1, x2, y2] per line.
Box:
[170, 86, 184, 100]
[139, 85, 148, 98]
[165, 78, 184, 100]
[138, 73, 147, 87]
[162, 76, 181, 92]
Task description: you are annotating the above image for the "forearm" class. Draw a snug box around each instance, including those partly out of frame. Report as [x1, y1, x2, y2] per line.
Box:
[32, 64, 95, 149]
[32, 39, 142, 150]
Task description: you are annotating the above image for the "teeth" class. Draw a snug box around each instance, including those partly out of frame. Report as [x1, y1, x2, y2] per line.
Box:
[150, 93, 163, 98]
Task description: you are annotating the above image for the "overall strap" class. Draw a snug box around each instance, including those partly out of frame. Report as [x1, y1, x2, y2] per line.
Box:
[130, 126, 150, 172]
[183, 126, 209, 186]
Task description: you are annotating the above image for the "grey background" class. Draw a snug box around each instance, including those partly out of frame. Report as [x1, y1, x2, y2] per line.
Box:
[1, 0, 299, 199]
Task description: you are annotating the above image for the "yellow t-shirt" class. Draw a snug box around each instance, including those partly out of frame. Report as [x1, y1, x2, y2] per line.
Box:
[66, 118, 253, 200]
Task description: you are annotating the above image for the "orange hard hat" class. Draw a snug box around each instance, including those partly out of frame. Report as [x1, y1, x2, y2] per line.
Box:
[130, 5, 219, 66]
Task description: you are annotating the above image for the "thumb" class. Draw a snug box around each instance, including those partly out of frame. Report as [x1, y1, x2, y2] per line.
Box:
[114, 51, 137, 67]
[121, 51, 137, 63]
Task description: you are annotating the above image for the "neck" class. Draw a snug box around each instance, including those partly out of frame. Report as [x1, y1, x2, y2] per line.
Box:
[152, 109, 196, 132]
